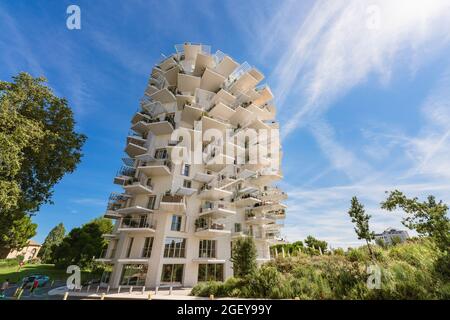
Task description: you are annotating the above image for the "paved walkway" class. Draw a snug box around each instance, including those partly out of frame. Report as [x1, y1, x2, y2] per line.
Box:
[48, 286, 209, 300]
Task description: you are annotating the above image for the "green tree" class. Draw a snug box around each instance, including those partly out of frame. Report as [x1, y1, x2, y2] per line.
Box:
[0, 73, 86, 257]
[305, 235, 328, 254]
[38, 223, 66, 263]
[231, 237, 257, 278]
[381, 190, 450, 252]
[347, 197, 375, 257]
[52, 218, 112, 269]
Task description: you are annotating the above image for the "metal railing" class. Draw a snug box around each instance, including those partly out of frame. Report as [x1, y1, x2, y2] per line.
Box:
[120, 216, 156, 230]
[195, 217, 226, 232]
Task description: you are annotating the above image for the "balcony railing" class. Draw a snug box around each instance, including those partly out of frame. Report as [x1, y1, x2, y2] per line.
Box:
[195, 217, 226, 232]
[123, 177, 154, 190]
[117, 165, 136, 178]
[161, 194, 184, 204]
[120, 216, 156, 230]
[141, 159, 173, 172]
[106, 193, 130, 211]
[200, 201, 232, 213]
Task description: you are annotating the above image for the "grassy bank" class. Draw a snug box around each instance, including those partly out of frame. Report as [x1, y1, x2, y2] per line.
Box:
[0, 263, 100, 284]
[192, 238, 450, 299]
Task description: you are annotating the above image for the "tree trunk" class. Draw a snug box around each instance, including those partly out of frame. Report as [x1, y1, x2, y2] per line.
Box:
[366, 240, 374, 260]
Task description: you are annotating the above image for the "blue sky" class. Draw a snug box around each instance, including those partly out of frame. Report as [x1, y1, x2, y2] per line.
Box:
[1, 0, 450, 248]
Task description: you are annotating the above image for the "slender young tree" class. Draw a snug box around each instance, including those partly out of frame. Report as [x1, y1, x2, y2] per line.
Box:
[348, 197, 375, 258]
[230, 237, 258, 277]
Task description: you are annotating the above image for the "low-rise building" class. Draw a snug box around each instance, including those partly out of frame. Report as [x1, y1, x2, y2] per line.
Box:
[374, 228, 409, 245]
[5, 240, 41, 262]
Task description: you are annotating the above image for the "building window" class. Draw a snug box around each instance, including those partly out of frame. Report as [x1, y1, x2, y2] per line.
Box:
[198, 264, 224, 282]
[183, 179, 192, 188]
[161, 264, 184, 283]
[120, 264, 147, 286]
[171, 215, 182, 232]
[163, 237, 186, 258]
[126, 237, 134, 258]
[182, 164, 190, 176]
[199, 240, 216, 258]
[154, 148, 167, 159]
[141, 237, 154, 258]
[147, 196, 156, 209]
[234, 223, 242, 233]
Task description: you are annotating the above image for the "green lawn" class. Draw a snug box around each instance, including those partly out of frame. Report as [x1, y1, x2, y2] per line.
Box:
[0, 263, 99, 284]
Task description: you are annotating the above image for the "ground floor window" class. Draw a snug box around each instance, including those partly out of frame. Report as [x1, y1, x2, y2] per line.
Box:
[161, 264, 184, 283]
[198, 264, 224, 282]
[120, 264, 148, 286]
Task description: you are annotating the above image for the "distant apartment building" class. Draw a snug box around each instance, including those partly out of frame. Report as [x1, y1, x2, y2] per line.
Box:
[375, 228, 409, 245]
[4, 240, 41, 262]
[97, 43, 287, 288]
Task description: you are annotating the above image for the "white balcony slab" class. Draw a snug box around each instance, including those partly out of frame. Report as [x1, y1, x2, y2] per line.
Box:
[149, 88, 176, 104]
[193, 172, 215, 183]
[164, 65, 180, 86]
[146, 121, 174, 135]
[209, 102, 235, 121]
[138, 164, 171, 176]
[116, 206, 154, 215]
[194, 228, 231, 238]
[193, 52, 215, 76]
[124, 142, 147, 158]
[123, 183, 154, 195]
[200, 68, 226, 92]
[214, 55, 239, 77]
[198, 188, 232, 201]
[178, 73, 201, 95]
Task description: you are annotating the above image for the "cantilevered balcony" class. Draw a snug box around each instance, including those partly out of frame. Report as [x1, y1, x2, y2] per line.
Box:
[193, 171, 215, 183]
[251, 169, 283, 186]
[199, 201, 236, 218]
[125, 136, 147, 158]
[146, 116, 175, 135]
[113, 165, 136, 186]
[252, 202, 287, 214]
[118, 215, 156, 233]
[214, 55, 239, 78]
[157, 56, 178, 72]
[233, 193, 261, 208]
[148, 87, 177, 104]
[104, 192, 131, 219]
[194, 216, 230, 238]
[245, 210, 276, 225]
[229, 106, 254, 127]
[200, 68, 226, 93]
[204, 147, 235, 172]
[116, 206, 154, 215]
[178, 73, 201, 95]
[159, 194, 186, 214]
[138, 159, 172, 176]
[180, 102, 203, 124]
[193, 52, 215, 76]
[198, 184, 233, 201]
[260, 187, 288, 202]
[208, 102, 236, 121]
[122, 177, 154, 195]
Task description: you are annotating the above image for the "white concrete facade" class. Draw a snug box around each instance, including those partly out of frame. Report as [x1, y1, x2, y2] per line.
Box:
[98, 43, 287, 288]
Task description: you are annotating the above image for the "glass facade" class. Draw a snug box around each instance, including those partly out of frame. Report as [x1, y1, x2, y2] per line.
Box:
[199, 239, 216, 258]
[198, 264, 224, 282]
[141, 237, 154, 258]
[120, 264, 148, 286]
[161, 264, 184, 283]
[163, 237, 186, 258]
[170, 215, 182, 231]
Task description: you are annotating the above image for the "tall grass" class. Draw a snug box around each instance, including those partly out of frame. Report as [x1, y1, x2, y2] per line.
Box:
[191, 238, 450, 299]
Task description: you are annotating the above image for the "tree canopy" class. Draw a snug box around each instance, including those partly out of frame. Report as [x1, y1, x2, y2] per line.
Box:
[38, 223, 66, 263]
[52, 218, 113, 269]
[381, 190, 450, 253]
[0, 73, 86, 256]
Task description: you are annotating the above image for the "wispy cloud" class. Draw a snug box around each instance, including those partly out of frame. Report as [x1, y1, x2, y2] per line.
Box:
[266, 0, 450, 137]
